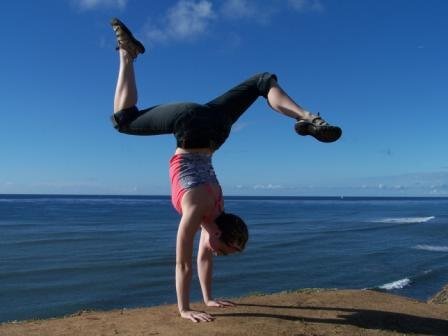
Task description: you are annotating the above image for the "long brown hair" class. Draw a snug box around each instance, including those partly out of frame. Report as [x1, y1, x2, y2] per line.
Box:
[215, 212, 249, 250]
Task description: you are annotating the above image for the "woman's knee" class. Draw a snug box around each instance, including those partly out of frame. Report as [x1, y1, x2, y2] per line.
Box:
[255, 72, 278, 98]
[110, 106, 139, 132]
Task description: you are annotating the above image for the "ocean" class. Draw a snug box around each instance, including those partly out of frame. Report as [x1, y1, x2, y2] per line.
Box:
[1, 195, 447, 323]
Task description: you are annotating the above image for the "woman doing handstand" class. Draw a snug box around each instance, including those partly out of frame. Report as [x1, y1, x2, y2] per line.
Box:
[110, 18, 342, 323]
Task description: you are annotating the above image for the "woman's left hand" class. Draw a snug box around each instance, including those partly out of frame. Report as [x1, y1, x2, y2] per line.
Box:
[205, 299, 236, 308]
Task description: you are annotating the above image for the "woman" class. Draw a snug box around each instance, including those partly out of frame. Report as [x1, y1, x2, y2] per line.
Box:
[110, 18, 341, 323]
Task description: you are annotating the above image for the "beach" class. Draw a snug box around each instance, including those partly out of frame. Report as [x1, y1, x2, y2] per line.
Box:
[1, 287, 448, 336]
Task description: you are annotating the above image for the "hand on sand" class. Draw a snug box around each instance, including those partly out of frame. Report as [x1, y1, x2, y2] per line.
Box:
[206, 299, 236, 308]
[180, 310, 215, 323]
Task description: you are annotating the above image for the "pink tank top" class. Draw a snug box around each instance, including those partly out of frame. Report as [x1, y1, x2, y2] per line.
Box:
[169, 153, 223, 221]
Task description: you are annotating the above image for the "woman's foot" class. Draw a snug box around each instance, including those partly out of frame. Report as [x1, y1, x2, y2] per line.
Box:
[110, 18, 145, 59]
[295, 113, 342, 143]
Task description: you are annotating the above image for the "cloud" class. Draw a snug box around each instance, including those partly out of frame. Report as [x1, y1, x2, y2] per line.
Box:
[74, 0, 128, 10]
[145, 0, 215, 43]
[222, 170, 448, 196]
[144, 0, 320, 45]
[220, 0, 277, 23]
[288, 0, 324, 12]
[221, 0, 256, 18]
[349, 171, 448, 195]
[253, 184, 283, 190]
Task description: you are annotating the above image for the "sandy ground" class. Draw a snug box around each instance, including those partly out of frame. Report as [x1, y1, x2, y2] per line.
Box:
[1, 289, 448, 336]
[430, 285, 448, 304]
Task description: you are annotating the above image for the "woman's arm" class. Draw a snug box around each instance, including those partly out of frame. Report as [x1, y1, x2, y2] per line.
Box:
[176, 190, 215, 323]
[197, 228, 213, 303]
[176, 210, 197, 314]
[197, 228, 237, 308]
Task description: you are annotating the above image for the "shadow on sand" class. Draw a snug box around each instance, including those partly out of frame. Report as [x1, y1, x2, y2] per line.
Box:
[212, 303, 448, 336]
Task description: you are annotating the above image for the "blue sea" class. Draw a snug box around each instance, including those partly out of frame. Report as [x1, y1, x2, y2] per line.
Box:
[1, 195, 448, 323]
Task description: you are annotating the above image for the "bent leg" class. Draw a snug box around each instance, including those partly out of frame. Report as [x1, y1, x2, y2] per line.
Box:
[205, 72, 341, 142]
[204, 72, 277, 124]
[267, 82, 314, 121]
[204, 72, 314, 124]
[116, 102, 199, 136]
[111, 47, 195, 136]
[266, 79, 342, 143]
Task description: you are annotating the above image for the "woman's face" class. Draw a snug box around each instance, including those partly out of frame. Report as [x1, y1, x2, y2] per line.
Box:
[208, 233, 242, 256]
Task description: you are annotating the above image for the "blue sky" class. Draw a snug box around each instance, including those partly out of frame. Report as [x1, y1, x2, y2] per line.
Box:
[1, 0, 447, 196]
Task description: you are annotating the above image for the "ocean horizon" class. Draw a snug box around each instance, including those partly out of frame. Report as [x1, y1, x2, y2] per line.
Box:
[1, 194, 447, 323]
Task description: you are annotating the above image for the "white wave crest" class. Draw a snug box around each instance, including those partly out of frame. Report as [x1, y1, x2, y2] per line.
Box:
[414, 245, 448, 252]
[374, 216, 435, 224]
[379, 278, 411, 290]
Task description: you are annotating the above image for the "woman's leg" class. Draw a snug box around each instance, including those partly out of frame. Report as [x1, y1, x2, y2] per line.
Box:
[110, 18, 189, 136]
[111, 18, 145, 113]
[111, 48, 200, 136]
[204, 72, 277, 124]
[206, 72, 341, 142]
[205, 73, 314, 122]
[266, 81, 314, 121]
[114, 49, 138, 113]
[267, 80, 341, 142]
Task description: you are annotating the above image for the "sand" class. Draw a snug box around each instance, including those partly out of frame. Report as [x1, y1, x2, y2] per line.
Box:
[430, 285, 448, 305]
[1, 288, 448, 336]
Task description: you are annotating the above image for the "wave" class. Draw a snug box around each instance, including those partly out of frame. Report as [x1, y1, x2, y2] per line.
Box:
[371, 269, 435, 292]
[378, 278, 411, 290]
[373, 216, 435, 224]
[414, 245, 448, 252]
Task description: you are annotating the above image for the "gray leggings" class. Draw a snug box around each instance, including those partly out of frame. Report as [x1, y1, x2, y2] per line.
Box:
[111, 72, 277, 150]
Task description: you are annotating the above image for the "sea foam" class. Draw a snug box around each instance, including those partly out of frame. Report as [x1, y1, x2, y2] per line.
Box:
[414, 245, 448, 252]
[374, 216, 435, 224]
[379, 278, 411, 290]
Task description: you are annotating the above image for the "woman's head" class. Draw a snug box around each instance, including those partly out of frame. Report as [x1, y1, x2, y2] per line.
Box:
[214, 212, 248, 252]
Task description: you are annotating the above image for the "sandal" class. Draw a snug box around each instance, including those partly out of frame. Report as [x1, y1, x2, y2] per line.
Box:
[295, 113, 342, 143]
[110, 18, 145, 58]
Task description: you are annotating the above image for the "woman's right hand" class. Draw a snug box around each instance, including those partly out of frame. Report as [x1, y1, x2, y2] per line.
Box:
[180, 310, 215, 323]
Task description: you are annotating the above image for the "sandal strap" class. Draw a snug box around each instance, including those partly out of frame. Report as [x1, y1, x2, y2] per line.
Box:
[110, 18, 145, 56]
[311, 113, 329, 126]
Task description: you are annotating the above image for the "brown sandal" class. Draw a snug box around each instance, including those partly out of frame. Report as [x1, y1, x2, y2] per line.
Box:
[295, 113, 342, 143]
[110, 18, 145, 58]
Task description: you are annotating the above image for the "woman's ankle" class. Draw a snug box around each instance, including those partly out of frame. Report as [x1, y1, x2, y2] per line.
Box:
[296, 110, 315, 121]
[119, 48, 135, 63]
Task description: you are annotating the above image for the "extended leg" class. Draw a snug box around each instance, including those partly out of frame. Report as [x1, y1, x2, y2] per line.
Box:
[111, 18, 145, 113]
[114, 49, 138, 113]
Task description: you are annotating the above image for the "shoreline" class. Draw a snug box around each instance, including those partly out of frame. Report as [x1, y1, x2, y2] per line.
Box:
[2, 287, 447, 336]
